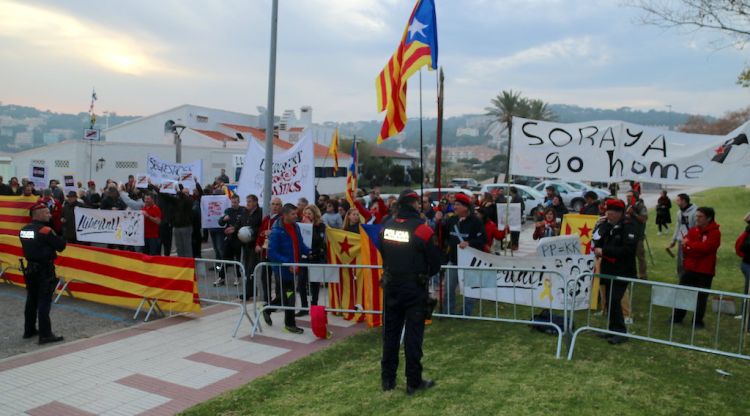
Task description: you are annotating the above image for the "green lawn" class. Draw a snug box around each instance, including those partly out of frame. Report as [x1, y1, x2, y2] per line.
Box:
[184, 187, 750, 416]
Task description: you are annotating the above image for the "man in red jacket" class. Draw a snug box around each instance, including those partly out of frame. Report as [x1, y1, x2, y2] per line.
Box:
[256, 197, 282, 311]
[673, 207, 721, 329]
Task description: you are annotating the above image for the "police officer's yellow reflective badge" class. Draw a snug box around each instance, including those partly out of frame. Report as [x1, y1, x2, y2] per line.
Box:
[383, 228, 410, 243]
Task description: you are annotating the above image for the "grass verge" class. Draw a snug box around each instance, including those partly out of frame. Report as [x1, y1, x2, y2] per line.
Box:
[184, 187, 750, 416]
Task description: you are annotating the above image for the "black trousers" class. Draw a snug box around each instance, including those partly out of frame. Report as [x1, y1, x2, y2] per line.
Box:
[381, 279, 427, 388]
[278, 278, 296, 327]
[260, 262, 281, 306]
[603, 279, 629, 333]
[298, 266, 320, 307]
[160, 222, 173, 256]
[674, 271, 714, 324]
[243, 245, 258, 298]
[219, 238, 242, 281]
[24, 264, 58, 337]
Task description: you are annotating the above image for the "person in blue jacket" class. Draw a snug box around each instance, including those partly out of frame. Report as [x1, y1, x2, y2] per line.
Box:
[266, 203, 310, 333]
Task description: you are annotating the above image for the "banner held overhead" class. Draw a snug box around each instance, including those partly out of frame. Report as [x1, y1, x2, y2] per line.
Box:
[510, 117, 750, 186]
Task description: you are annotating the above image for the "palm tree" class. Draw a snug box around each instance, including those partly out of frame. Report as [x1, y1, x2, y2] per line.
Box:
[526, 99, 556, 121]
[485, 89, 529, 129]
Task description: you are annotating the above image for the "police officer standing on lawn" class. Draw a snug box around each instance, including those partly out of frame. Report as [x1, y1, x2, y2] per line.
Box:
[592, 199, 637, 345]
[20, 202, 66, 344]
[379, 190, 441, 394]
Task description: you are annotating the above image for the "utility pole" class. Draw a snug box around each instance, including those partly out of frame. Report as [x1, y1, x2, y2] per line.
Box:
[263, 0, 279, 214]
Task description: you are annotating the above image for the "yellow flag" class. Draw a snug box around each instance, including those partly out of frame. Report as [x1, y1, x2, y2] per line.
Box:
[329, 128, 340, 174]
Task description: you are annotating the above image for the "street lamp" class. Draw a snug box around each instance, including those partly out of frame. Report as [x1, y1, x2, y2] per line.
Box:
[171, 122, 186, 163]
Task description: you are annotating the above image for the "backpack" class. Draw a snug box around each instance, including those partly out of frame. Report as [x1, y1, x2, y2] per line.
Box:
[530, 309, 573, 335]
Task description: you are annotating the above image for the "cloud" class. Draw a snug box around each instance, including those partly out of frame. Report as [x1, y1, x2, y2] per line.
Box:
[456, 36, 610, 86]
[0, 0, 184, 76]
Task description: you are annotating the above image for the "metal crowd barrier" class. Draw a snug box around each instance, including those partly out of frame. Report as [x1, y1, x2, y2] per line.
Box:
[567, 273, 750, 362]
[194, 258, 255, 337]
[250, 262, 572, 358]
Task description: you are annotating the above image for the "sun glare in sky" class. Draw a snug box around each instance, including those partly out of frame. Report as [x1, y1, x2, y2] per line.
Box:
[0, 0, 176, 76]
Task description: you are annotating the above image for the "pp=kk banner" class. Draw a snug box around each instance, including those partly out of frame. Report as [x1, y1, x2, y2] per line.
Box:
[146, 154, 203, 192]
[236, 130, 315, 205]
[510, 117, 750, 186]
[457, 247, 594, 311]
[74, 207, 144, 246]
[0, 234, 200, 313]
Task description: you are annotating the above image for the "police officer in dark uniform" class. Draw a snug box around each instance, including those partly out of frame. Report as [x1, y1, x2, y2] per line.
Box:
[379, 190, 441, 394]
[592, 199, 637, 345]
[20, 202, 66, 344]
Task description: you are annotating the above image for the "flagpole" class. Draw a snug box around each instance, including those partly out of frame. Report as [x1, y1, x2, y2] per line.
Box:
[419, 69, 424, 198]
[262, 0, 279, 214]
[435, 68, 443, 197]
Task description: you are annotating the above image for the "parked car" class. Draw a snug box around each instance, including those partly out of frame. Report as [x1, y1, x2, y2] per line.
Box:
[532, 180, 588, 212]
[450, 178, 481, 191]
[479, 183, 545, 219]
[565, 180, 610, 201]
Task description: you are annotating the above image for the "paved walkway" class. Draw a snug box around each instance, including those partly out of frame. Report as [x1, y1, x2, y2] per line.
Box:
[0, 306, 361, 416]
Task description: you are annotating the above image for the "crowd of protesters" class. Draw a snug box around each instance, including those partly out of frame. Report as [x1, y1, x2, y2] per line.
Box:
[7, 171, 750, 336]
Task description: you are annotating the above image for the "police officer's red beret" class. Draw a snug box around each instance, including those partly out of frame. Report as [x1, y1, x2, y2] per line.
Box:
[29, 202, 47, 215]
[454, 193, 472, 207]
[605, 199, 625, 211]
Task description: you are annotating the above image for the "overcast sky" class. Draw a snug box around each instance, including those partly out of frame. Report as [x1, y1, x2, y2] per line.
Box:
[1, 0, 747, 123]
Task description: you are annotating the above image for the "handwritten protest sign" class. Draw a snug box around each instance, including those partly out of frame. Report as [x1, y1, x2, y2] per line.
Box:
[511, 117, 750, 186]
[74, 207, 144, 246]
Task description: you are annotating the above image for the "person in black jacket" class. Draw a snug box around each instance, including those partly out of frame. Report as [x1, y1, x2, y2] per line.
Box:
[20, 203, 67, 344]
[240, 194, 263, 298]
[216, 194, 246, 286]
[592, 199, 637, 345]
[298, 204, 326, 314]
[380, 190, 441, 394]
[190, 184, 204, 259]
[172, 186, 195, 258]
[580, 191, 600, 216]
[435, 192, 486, 315]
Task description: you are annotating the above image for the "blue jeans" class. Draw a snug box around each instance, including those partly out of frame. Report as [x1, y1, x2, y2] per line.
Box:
[209, 229, 224, 259]
[143, 238, 161, 256]
[443, 265, 475, 316]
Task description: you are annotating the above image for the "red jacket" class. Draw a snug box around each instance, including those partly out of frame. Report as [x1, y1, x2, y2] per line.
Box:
[735, 230, 749, 258]
[255, 213, 279, 255]
[483, 220, 506, 252]
[354, 198, 386, 224]
[682, 221, 721, 275]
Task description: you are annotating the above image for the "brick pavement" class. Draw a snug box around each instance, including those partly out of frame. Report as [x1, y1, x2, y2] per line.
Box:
[0, 305, 361, 416]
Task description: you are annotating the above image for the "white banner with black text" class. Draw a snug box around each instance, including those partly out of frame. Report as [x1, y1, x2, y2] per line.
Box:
[74, 207, 145, 246]
[510, 117, 750, 186]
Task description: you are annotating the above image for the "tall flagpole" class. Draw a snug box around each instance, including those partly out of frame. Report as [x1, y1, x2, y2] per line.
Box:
[419, 69, 424, 198]
[263, 0, 279, 214]
[435, 68, 444, 195]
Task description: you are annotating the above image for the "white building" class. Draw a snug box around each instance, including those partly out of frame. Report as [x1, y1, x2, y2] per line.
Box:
[8, 104, 351, 196]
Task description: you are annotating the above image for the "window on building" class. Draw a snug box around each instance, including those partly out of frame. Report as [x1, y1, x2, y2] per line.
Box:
[115, 161, 138, 169]
[54, 160, 70, 168]
[196, 115, 208, 123]
[32, 160, 45, 165]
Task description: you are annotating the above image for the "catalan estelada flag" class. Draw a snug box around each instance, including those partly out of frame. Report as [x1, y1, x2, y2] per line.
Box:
[560, 214, 599, 255]
[329, 128, 340, 174]
[345, 138, 358, 207]
[0, 196, 37, 236]
[358, 224, 383, 327]
[0, 234, 200, 313]
[375, 0, 438, 143]
[326, 227, 361, 321]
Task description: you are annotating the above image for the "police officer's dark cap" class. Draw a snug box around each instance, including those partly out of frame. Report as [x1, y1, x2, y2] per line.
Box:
[398, 189, 419, 205]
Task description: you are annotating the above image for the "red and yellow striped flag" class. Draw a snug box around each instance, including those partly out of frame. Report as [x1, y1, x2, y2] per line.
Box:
[357, 225, 383, 327]
[329, 128, 340, 174]
[375, 0, 438, 144]
[0, 235, 200, 313]
[0, 195, 37, 236]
